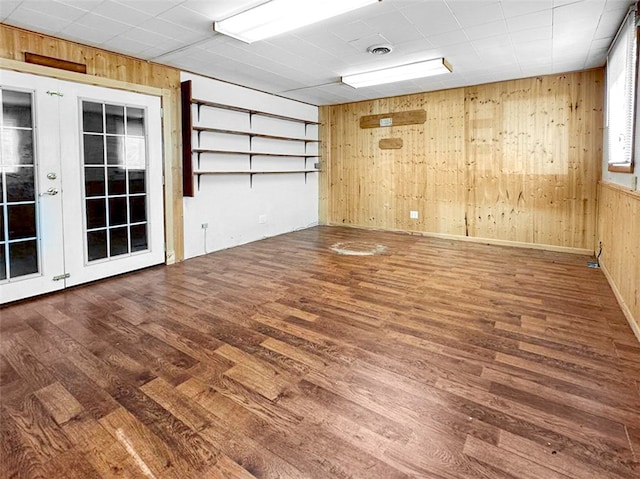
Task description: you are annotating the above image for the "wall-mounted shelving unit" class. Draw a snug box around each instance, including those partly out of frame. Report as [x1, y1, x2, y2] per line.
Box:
[181, 80, 320, 196]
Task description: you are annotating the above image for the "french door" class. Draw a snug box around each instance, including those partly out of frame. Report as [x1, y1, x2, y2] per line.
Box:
[0, 70, 164, 304]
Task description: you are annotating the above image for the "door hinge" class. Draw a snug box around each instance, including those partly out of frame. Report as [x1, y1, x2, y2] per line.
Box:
[52, 273, 70, 281]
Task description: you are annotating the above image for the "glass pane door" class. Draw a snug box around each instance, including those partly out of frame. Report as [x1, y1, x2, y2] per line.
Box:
[81, 101, 149, 262]
[60, 82, 164, 289]
[0, 89, 39, 281]
[0, 70, 66, 304]
[0, 70, 164, 304]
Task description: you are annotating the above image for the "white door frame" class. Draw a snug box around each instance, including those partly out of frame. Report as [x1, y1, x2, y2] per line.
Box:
[0, 57, 177, 266]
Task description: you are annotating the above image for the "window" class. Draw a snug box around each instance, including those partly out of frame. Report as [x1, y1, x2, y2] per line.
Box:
[81, 101, 149, 262]
[607, 6, 638, 173]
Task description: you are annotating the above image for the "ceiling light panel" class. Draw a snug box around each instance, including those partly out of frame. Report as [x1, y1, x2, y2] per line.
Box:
[342, 58, 452, 88]
[213, 0, 379, 43]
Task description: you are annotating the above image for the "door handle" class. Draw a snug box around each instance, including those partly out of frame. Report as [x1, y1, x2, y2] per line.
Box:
[40, 187, 59, 196]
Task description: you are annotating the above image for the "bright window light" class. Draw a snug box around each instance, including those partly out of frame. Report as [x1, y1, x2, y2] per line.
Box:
[342, 58, 453, 88]
[214, 0, 380, 43]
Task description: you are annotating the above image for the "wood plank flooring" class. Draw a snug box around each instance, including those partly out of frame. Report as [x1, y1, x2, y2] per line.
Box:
[1, 226, 639, 479]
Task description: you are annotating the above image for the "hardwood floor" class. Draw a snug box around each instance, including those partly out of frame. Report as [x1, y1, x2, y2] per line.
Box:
[1, 226, 639, 479]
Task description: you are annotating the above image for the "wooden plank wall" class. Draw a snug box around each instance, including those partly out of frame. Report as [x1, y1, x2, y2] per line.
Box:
[0, 24, 184, 261]
[597, 182, 640, 339]
[320, 69, 604, 252]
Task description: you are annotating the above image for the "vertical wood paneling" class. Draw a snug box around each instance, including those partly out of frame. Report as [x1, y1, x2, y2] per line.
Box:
[318, 106, 331, 224]
[0, 24, 184, 261]
[322, 70, 604, 251]
[598, 182, 640, 339]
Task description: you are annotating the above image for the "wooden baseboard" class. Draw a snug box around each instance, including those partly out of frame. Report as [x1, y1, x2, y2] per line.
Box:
[600, 260, 640, 343]
[325, 223, 593, 256]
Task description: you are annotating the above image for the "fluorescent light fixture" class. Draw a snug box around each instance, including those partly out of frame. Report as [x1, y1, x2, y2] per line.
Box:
[214, 0, 379, 43]
[342, 58, 453, 88]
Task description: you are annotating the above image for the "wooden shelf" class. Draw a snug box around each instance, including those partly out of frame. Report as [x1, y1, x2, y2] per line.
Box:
[193, 149, 319, 158]
[193, 126, 319, 143]
[181, 80, 320, 195]
[193, 169, 319, 188]
[191, 98, 320, 125]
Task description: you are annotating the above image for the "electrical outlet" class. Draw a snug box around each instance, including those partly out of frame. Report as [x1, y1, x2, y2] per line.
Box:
[410, 210, 419, 219]
[259, 215, 267, 224]
[201, 223, 208, 229]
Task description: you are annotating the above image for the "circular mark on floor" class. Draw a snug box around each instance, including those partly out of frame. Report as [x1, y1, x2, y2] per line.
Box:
[330, 241, 387, 256]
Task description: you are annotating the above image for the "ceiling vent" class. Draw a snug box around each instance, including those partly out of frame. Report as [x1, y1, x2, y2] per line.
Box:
[367, 44, 393, 55]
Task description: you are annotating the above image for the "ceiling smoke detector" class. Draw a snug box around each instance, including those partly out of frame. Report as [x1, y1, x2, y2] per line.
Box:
[367, 44, 393, 55]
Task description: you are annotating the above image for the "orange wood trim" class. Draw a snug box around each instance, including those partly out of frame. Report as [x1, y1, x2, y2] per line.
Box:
[360, 109, 426, 129]
[379, 138, 403, 149]
[608, 163, 635, 173]
[24, 52, 87, 74]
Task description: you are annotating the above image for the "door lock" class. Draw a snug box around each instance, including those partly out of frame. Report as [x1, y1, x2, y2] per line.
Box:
[47, 172, 57, 180]
[41, 187, 59, 196]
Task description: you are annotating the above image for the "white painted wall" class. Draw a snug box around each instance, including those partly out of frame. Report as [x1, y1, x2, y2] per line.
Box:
[181, 72, 319, 259]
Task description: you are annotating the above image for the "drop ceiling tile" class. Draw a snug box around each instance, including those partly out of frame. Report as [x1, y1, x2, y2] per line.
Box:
[585, 52, 607, 67]
[377, 24, 425, 46]
[427, 29, 469, 47]
[349, 33, 395, 52]
[139, 39, 194, 59]
[472, 33, 514, 52]
[447, 1, 504, 27]
[115, 26, 173, 47]
[386, 37, 436, 56]
[27, 0, 88, 21]
[137, 17, 204, 42]
[266, 35, 349, 66]
[500, 0, 553, 18]
[590, 37, 611, 51]
[553, 0, 606, 29]
[0, 1, 20, 21]
[53, 0, 103, 11]
[329, 20, 377, 42]
[506, 9, 552, 32]
[181, 0, 261, 19]
[157, 4, 212, 30]
[5, 6, 74, 34]
[60, 20, 118, 44]
[363, 9, 414, 31]
[464, 19, 509, 40]
[117, 0, 183, 16]
[604, 0, 634, 11]
[520, 64, 554, 76]
[101, 35, 152, 56]
[297, 31, 360, 58]
[400, 1, 462, 36]
[552, 59, 589, 72]
[594, 8, 630, 38]
[510, 25, 552, 44]
[91, 1, 153, 26]
[72, 12, 132, 38]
